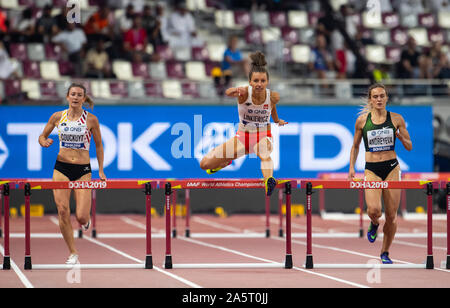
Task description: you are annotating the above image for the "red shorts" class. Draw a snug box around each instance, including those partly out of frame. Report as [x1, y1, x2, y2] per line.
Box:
[235, 130, 273, 154]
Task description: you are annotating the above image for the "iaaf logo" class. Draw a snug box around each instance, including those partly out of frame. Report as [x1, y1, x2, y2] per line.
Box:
[186, 182, 200, 187]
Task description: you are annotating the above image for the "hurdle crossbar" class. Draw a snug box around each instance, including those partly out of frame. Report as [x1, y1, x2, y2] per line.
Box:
[300, 180, 437, 270]
[160, 179, 297, 270]
[14, 180, 156, 270]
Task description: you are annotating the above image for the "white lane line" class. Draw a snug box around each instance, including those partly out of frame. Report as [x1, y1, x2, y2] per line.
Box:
[49, 216, 202, 288]
[123, 217, 370, 288]
[0, 245, 34, 288]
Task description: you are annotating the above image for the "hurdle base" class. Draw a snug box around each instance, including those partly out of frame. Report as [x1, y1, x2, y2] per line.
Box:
[265, 229, 270, 238]
[164, 255, 173, 269]
[2, 256, 10, 270]
[78, 229, 83, 239]
[24, 256, 32, 270]
[172, 229, 177, 238]
[447, 256, 450, 269]
[92, 229, 97, 238]
[426, 255, 434, 269]
[278, 229, 283, 237]
[284, 254, 293, 269]
[305, 255, 314, 269]
[185, 229, 190, 238]
[145, 255, 153, 269]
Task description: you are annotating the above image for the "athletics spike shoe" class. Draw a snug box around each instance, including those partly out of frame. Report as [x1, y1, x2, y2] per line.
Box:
[265, 177, 277, 196]
[81, 219, 91, 231]
[367, 222, 379, 243]
[65, 254, 79, 265]
[380, 252, 393, 264]
[206, 161, 232, 175]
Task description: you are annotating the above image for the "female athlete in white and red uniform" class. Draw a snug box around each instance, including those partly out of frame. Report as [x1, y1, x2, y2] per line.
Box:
[39, 83, 106, 265]
[200, 51, 287, 196]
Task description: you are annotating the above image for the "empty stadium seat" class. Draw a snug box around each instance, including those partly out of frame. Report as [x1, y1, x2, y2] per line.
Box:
[362, 11, 383, 29]
[385, 46, 401, 63]
[269, 11, 287, 27]
[149, 62, 167, 79]
[128, 81, 145, 98]
[45, 44, 63, 60]
[245, 26, 263, 45]
[287, 11, 308, 28]
[365, 45, 386, 63]
[109, 81, 129, 98]
[428, 28, 445, 44]
[23, 60, 41, 79]
[112, 60, 133, 80]
[400, 14, 418, 28]
[174, 46, 192, 61]
[27, 43, 46, 62]
[39, 80, 58, 98]
[373, 29, 391, 45]
[418, 13, 436, 28]
[162, 80, 182, 99]
[181, 82, 200, 98]
[391, 28, 408, 45]
[132, 62, 150, 79]
[90, 80, 111, 99]
[291, 44, 310, 63]
[0, 0, 19, 9]
[408, 28, 429, 46]
[206, 43, 226, 62]
[166, 61, 185, 79]
[214, 10, 235, 28]
[144, 81, 163, 97]
[382, 12, 399, 28]
[438, 11, 450, 28]
[58, 60, 75, 76]
[3, 79, 22, 97]
[234, 11, 251, 28]
[251, 11, 269, 27]
[40, 61, 61, 80]
[9, 43, 28, 61]
[262, 27, 281, 44]
[192, 46, 210, 61]
[281, 26, 300, 44]
[185, 61, 207, 81]
[21, 79, 41, 99]
[156, 45, 174, 61]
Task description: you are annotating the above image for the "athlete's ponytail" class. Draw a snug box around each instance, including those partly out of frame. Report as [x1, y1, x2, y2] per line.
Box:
[66, 83, 94, 109]
[359, 83, 388, 116]
[248, 51, 269, 80]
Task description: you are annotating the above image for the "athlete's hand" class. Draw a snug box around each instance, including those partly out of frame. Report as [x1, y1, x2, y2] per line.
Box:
[395, 129, 404, 141]
[277, 119, 288, 126]
[40, 138, 53, 148]
[348, 169, 355, 180]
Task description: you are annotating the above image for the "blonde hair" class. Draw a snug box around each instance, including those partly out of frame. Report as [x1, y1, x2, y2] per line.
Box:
[359, 83, 388, 116]
[66, 83, 94, 109]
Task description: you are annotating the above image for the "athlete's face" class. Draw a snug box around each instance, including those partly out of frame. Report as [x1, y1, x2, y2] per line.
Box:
[369, 87, 388, 110]
[66, 87, 85, 108]
[249, 72, 268, 93]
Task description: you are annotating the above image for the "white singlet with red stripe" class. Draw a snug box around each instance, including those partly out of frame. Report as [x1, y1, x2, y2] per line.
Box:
[57, 109, 91, 151]
[238, 86, 272, 130]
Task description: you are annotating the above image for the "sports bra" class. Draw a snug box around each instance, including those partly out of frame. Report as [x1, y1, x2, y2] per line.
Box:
[362, 111, 396, 152]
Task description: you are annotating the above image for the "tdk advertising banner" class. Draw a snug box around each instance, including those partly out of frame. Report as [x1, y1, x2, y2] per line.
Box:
[0, 106, 433, 179]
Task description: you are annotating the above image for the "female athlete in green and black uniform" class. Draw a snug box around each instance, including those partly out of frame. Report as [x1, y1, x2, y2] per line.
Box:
[348, 84, 412, 264]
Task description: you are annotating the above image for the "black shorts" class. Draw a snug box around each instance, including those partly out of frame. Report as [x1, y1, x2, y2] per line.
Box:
[365, 159, 399, 181]
[54, 160, 92, 181]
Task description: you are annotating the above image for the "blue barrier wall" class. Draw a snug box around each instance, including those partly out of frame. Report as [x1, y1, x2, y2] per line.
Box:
[0, 105, 433, 179]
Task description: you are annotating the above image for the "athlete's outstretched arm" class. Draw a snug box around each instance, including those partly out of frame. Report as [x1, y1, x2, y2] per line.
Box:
[38, 112, 60, 147]
[90, 114, 106, 180]
[349, 116, 364, 179]
[270, 91, 287, 126]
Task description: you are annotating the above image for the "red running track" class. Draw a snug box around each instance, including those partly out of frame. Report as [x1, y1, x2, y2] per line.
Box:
[1, 213, 449, 288]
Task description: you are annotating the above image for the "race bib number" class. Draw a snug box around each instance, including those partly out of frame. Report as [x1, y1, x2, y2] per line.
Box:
[367, 128, 394, 152]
